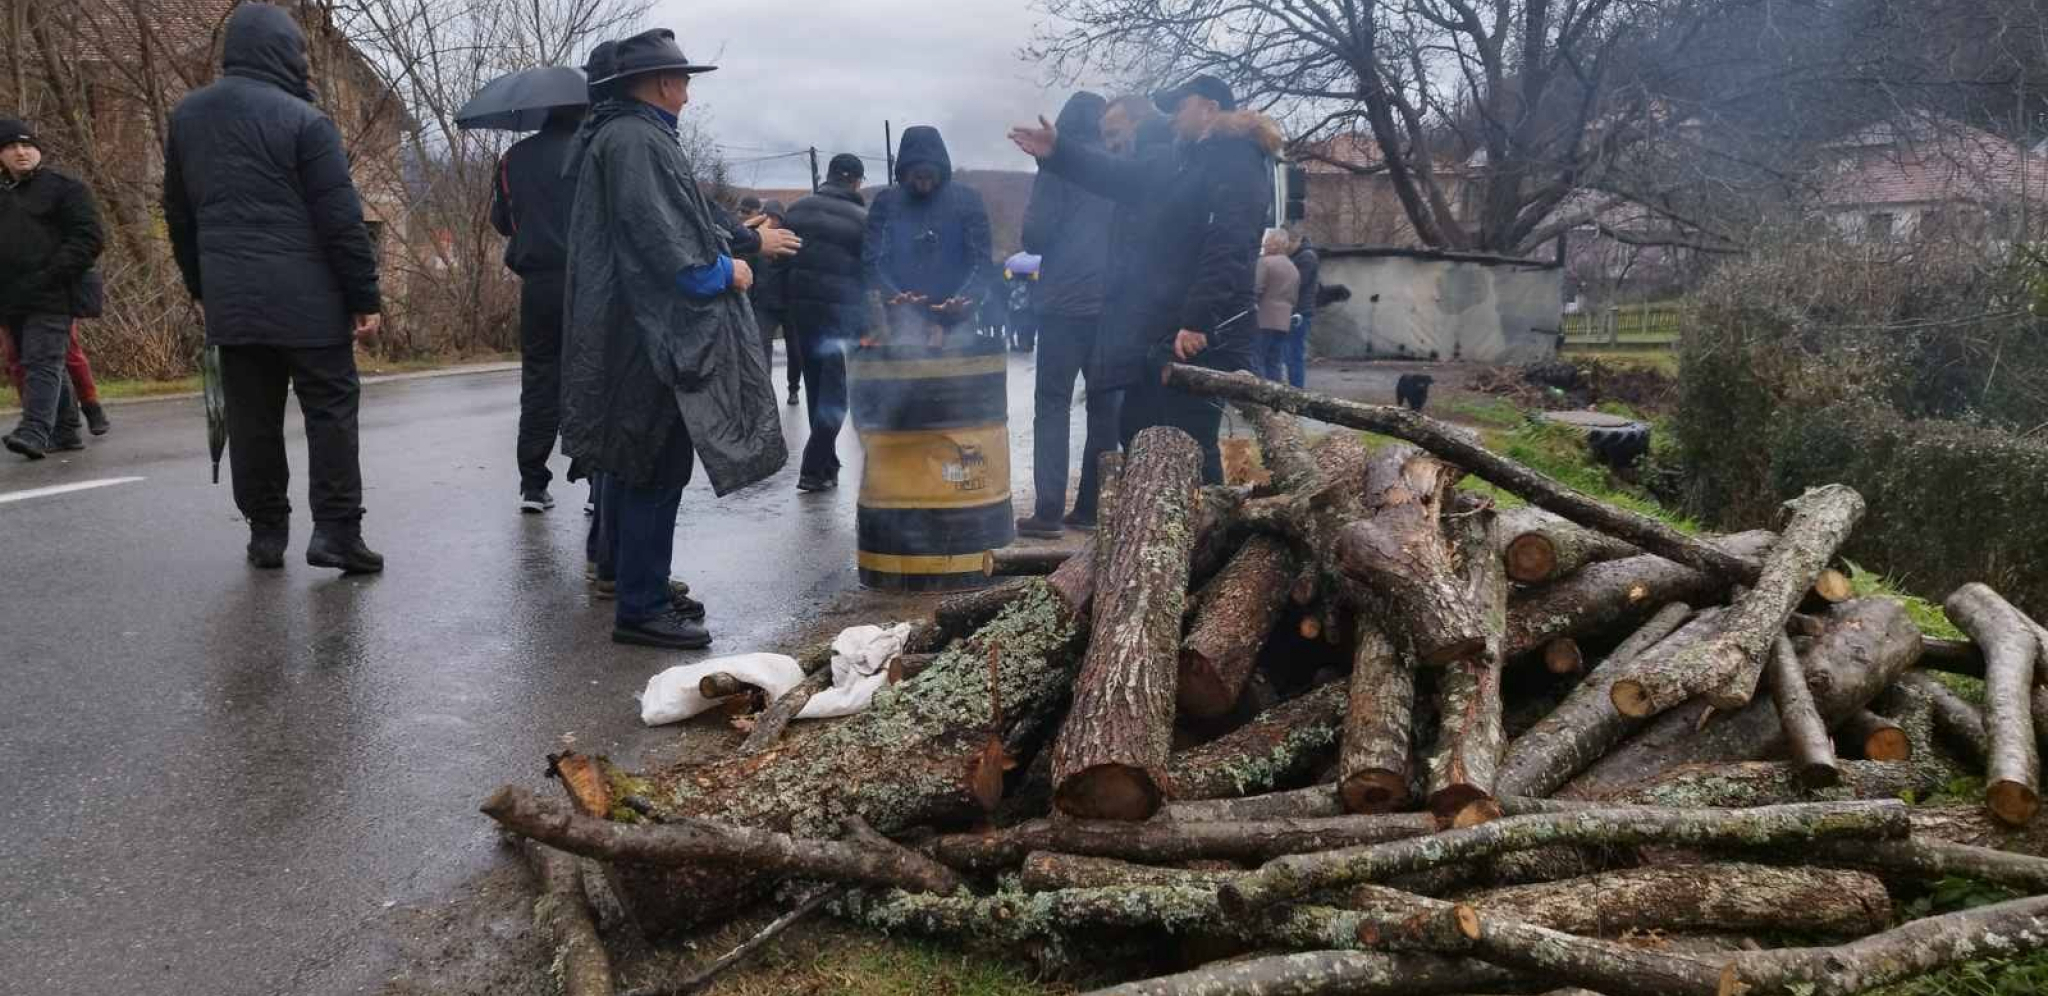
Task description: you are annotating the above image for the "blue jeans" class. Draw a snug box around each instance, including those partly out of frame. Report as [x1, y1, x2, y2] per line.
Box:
[1032, 314, 1122, 522]
[1285, 316, 1311, 388]
[599, 425, 693, 626]
[586, 472, 612, 578]
[1257, 330, 1290, 382]
[798, 328, 849, 480]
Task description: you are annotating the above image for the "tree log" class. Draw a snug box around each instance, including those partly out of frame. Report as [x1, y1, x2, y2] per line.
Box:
[1804, 567, 1854, 609]
[1496, 607, 1726, 799]
[1081, 950, 1534, 996]
[1541, 639, 1585, 675]
[1603, 761, 1937, 809]
[1426, 507, 1508, 819]
[1341, 621, 1416, 813]
[1462, 863, 1890, 937]
[1165, 785, 1345, 823]
[1163, 364, 1763, 583]
[1052, 428, 1204, 821]
[1216, 801, 1909, 915]
[929, 578, 1039, 649]
[1566, 599, 1922, 800]
[1768, 632, 1840, 789]
[1335, 444, 1482, 665]
[1610, 486, 1865, 717]
[1179, 535, 1300, 718]
[1716, 895, 2048, 996]
[1919, 636, 1987, 678]
[1498, 506, 1641, 584]
[1838, 710, 1912, 762]
[479, 787, 964, 895]
[1020, 852, 1238, 891]
[1504, 532, 1776, 660]
[513, 838, 616, 996]
[1946, 583, 2042, 826]
[987, 547, 1075, 577]
[1894, 670, 1991, 765]
[1168, 682, 1347, 802]
[924, 812, 1441, 874]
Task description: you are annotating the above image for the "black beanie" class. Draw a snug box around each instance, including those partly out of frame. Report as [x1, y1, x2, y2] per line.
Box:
[0, 119, 37, 149]
[827, 153, 865, 181]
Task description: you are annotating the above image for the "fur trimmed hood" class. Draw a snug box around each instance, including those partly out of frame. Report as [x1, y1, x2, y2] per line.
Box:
[1206, 110, 1285, 156]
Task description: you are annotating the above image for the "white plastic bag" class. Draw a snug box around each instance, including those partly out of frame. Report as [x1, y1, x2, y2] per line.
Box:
[639, 652, 804, 727]
[796, 622, 914, 720]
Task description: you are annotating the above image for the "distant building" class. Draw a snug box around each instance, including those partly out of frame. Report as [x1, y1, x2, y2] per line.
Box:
[1819, 115, 2048, 246]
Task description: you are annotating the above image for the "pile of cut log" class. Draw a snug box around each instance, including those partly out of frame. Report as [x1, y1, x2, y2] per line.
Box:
[483, 367, 2048, 996]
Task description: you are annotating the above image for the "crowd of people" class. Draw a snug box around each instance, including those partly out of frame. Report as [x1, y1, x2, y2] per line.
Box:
[9, 6, 1325, 653]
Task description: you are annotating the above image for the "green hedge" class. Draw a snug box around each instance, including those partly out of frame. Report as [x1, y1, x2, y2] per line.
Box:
[1767, 407, 2048, 616]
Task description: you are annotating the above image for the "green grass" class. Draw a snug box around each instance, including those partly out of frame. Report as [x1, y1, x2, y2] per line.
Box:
[1452, 418, 1702, 533]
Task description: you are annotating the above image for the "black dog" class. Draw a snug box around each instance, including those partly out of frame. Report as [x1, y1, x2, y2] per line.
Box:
[1395, 373, 1434, 412]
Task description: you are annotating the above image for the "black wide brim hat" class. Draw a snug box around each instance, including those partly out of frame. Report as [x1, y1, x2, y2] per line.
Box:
[1153, 73, 1237, 113]
[595, 28, 717, 84]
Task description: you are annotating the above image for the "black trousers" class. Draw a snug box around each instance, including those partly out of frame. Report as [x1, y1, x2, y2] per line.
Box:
[219, 342, 364, 527]
[757, 306, 799, 395]
[1119, 334, 1250, 487]
[517, 271, 566, 493]
[1031, 313, 1122, 522]
[797, 328, 850, 480]
[5, 313, 81, 448]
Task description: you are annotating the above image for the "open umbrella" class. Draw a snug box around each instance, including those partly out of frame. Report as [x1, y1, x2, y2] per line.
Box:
[455, 66, 588, 132]
[202, 344, 227, 484]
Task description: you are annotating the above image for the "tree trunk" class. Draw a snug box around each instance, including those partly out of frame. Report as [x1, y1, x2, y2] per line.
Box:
[513, 838, 616, 996]
[1610, 486, 1864, 717]
[1805, 837, 2048, 894]
[987, 547, 1075, 577]
[1217, 801, 1908, 915]
[1335, 445, 1481, 665]
[1164, 785, 1345, 823]
[480, 787, 964, 895]
[923, 812, 1441, 874]
[1505, 532, 1776, 660]
[1081, 950, 1533, 996]
[1768, 633, 1840, 789]
[1717, 895, 2048, 996]
[1163, 365, 1764, 583]
[1838, 710, 1912, 762]
[1168, 682, 1347, 801]
[1894, 670, 1991, 764]
[1945, 583, 2042, 826]
[1426, 507, 1508, 820]
[1498, 506, 1640, 584]
[1566, 599, 1922, 800]
[1341, 621, 1416, 813]
[928, 578, 1039, 649]
[1052, 428, 1204, 822]
[1497, 607, 1725, 799]
[1602, 761, 1938, 809]
[1019, 852, 1239, 891]
[1919, 635, 1987, 677]
[1179, 535, 1299, 718]
[1463, 864, 1890, 937]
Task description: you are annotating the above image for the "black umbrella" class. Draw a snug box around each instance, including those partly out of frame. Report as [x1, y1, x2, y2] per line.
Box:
[455, 66, 588, 132]
[202, 344, 227, 484]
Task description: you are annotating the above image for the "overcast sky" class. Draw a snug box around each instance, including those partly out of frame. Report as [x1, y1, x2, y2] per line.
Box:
[648, 0, 1097, 189]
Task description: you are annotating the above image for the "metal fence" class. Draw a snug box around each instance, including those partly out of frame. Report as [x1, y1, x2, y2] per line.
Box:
[1561, 302, 1689, 350]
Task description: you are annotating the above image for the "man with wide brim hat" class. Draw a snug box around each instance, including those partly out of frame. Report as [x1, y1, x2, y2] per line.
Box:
[559, 27, 786, 652]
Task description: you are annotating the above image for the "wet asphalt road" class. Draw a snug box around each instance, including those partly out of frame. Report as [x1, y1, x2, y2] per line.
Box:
[0, 352, 1048, 996]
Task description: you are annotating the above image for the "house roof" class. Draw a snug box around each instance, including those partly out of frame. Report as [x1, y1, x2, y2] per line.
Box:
[1821, 116, 2048, 209]
[71, 0, 240, 62]
[1294, 132, 1462, 176]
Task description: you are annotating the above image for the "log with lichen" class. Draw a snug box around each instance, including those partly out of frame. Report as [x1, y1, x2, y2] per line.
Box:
[1503, 532, 1775, 661]
[923, 811, 1442, 875]
[1946, 583, 2043, 826]
[1167, 682, 1347, 802]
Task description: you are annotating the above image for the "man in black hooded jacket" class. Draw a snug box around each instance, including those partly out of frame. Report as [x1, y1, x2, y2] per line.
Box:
[864, 126, 992, 345]
[492, 104, 582, 514]
[783, 153, 869, 492]
[1011, 75, 1280, 484]
[165, 2, 385, 573]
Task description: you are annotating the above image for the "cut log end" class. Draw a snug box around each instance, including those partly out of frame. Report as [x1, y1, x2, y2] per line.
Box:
[1299, 616, 1323, 641]
[1863, 727, 1913, 762]
[1340, 771, 1412, 815]
[1450, 798, 1504, 829]
[1433, 787, 1499, 826]
[1053, 765, 1165, 823]
[1989, 780, 2042, 827]
[1504, 533, 1559, 584]
[1812, 568, 1854, 604]
[1453, 903, 1483, 941]
[1718, 963, 1743, 996]
[1544, 639, 1586, 676]
[1609, 679, 1656, 719]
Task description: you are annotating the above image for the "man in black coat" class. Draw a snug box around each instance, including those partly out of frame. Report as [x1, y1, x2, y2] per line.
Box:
[491, 104, 582, 514]
[1011, 75, 1281, 484]
[1017, 92, 1120, 537]
[165, 3, 384, 573]
[0, 119, 103, 460]
[864, 127, 993, 345]
[782, 153, 869, 492]
[1286, 234, 1320, 389]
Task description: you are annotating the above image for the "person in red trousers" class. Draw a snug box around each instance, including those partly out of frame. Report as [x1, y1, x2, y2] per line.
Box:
[1, 324, 109, 436]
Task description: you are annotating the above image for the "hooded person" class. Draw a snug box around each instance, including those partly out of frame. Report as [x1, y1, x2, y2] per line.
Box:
[782, 153, 869, 492]
[164, 2, 385, 573]
[559, 27, 787, 651]
[1011, 75, 1282, 484]
[491, 103, 585, 514]
[1015, 92, 1121, 538]
[863, 126, 993, 344]
[1, 118, 105, 460]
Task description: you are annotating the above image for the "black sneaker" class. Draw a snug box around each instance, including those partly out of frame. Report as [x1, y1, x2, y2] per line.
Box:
[306, 525, 385, 574]
[796, 474, 836, 493]
[519, 489, 555, 514]
[2, 432, 45, 460]
[49, 434, 85, 452]
[247, 526, 289, 570]
[787, 387, 800, 406]
[82, 403, 111, 436]
[1063, 511, 1097, 532]
[1016, 516, 1064, 539]
[670, 587, 707, 621]
[613, 610, 713, 650]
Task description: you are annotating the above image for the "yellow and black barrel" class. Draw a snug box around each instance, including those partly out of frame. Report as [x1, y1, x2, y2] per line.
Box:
[848, 336, 1015, 592]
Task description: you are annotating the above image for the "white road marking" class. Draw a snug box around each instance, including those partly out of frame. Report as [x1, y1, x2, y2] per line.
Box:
[0, 477, 146, 505]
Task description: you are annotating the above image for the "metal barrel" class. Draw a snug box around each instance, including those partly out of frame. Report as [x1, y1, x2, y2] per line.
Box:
[848, 335, 1015, 592]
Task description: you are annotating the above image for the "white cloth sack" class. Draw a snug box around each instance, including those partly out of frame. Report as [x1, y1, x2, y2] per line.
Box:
[639, 652, 804, 727]
[796, 622, 915, 720]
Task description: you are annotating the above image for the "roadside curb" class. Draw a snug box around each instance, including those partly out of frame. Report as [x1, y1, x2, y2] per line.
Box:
[0, 360, 522, 417]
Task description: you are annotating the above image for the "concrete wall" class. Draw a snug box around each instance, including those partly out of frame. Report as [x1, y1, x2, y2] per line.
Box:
[1310, 251, 1564, 364]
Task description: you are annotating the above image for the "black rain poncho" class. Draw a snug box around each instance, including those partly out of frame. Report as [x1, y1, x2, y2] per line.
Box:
[560, 99, 786, 493]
